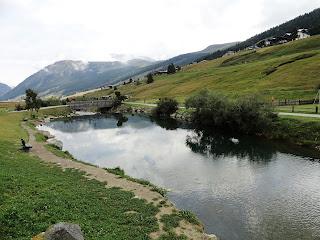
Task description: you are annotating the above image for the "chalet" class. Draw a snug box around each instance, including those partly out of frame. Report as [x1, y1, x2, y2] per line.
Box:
[223, 51, 235, 57]
[296, 29, 310, 40]
[256, 38, 277, 48]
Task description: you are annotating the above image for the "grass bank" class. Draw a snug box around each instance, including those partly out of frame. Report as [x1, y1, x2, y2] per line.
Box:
[0, 111, 160, 239]
[270, 116, 320, 148]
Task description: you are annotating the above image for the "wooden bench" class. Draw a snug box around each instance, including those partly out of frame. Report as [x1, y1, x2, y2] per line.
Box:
[21, 139, 32, 151]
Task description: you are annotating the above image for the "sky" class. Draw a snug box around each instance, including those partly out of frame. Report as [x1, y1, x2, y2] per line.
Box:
[0, 0, 319, 87]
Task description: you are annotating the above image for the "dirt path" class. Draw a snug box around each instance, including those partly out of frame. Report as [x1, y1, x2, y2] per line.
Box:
[23, 123, 216, 240]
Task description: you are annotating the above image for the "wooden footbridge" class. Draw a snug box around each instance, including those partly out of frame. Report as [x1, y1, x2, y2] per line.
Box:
[68, 100, 113, 111]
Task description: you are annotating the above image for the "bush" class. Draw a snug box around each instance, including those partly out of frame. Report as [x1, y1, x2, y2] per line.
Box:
[152, 98, 178, 117]
[185, 90, 276, 135]
[15, 103, 24, 111]
[41, 97, 66, 107]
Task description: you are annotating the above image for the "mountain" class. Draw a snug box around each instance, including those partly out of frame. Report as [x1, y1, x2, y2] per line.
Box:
[0, 83, 11, 97]
[0, 59, 156, 100]
[1, 42, 237, 100]
[202, 8, 320, 61]
[134, 42, 238, 74]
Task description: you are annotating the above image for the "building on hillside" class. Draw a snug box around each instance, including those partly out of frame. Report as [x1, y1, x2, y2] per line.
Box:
[256, 38, 276, 48]
[223, 51, 235, 57]
[296, 29, 310, 40]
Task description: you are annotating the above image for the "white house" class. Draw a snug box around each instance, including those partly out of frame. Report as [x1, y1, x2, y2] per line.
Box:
[296, 29, 310, 40]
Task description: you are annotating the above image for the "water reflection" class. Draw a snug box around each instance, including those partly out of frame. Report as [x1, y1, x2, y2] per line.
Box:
[186, 130, 276, 163]
[38, 114, 320, 240]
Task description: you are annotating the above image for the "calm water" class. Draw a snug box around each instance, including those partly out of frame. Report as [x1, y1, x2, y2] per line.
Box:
[38, 114, 320, 240]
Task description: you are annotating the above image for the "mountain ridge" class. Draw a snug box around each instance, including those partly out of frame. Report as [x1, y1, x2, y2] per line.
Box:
[0, 43, 237, 100]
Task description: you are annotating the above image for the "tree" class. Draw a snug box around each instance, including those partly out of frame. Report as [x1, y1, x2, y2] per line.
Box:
[167, 63, 176, 74]
[113, 91, 127, 107]
[146, 73, 154, 84]
[152, 98, 178, 117]
[25, 89, 41, 112]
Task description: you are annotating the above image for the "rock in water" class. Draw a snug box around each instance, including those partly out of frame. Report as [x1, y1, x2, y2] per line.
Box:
[44, 223, 84, 240]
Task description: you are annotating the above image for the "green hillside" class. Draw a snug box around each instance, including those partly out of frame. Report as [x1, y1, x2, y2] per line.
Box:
[85, 36, 320, 103]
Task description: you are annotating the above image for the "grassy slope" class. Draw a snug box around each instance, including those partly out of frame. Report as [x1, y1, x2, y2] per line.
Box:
[85, 36, 320, 102]
[0, 111, 161, 239]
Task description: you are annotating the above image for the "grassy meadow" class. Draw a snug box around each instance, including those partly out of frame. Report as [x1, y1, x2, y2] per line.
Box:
[84, 35, 320, 103]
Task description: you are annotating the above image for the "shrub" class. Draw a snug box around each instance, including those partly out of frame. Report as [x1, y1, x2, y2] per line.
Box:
[15, 103, 24, 111]
[185, 90, 276, 135]
[152, 98, 178, 117]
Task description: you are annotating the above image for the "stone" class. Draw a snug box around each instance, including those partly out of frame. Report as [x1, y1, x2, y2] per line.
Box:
[47, 138, 63, 150]
[39, 130, 54, 139]
[44, 222, 84, 240]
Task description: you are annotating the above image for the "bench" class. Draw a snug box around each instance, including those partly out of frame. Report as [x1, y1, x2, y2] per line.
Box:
[21, 139, 32, 151]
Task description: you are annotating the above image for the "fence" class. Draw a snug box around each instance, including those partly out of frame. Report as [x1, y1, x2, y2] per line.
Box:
[275, 99, 319, 106]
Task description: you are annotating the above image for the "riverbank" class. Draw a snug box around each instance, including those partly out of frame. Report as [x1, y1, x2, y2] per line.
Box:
[120, 102, 320, 151]
[0, 109, 215, 240]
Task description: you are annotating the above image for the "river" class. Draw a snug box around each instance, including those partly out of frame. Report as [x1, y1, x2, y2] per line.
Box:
[38, 114, 320, 240]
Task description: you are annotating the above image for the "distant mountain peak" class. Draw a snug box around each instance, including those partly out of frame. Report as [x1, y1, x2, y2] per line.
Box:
[0, 83, 12, 97]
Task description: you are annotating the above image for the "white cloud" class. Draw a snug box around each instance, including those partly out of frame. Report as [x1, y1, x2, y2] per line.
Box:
[0, 0, 319, 86]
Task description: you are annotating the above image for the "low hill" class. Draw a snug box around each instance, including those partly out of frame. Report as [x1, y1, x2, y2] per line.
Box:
[0, 83, 11, 97]
[85, 36, 320, 102]
[202, 8, 320, 61]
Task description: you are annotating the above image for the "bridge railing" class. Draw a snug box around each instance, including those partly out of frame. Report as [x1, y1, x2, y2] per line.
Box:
[68, 100, 113, 109]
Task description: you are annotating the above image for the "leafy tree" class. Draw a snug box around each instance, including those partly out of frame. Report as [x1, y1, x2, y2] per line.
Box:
[25, 89, 41, 112]
[167, 63, 176, 74]
[185, 90, 276, 135]
[152, 98, 178, 117]
[146, 73, 154, 84]
[113, 91, 127, 107]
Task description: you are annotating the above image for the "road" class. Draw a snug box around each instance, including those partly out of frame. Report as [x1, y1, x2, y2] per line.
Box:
[278, 112, 320, 118]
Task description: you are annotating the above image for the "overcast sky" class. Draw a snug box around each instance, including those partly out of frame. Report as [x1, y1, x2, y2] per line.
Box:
[1, 0, 319, 86]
